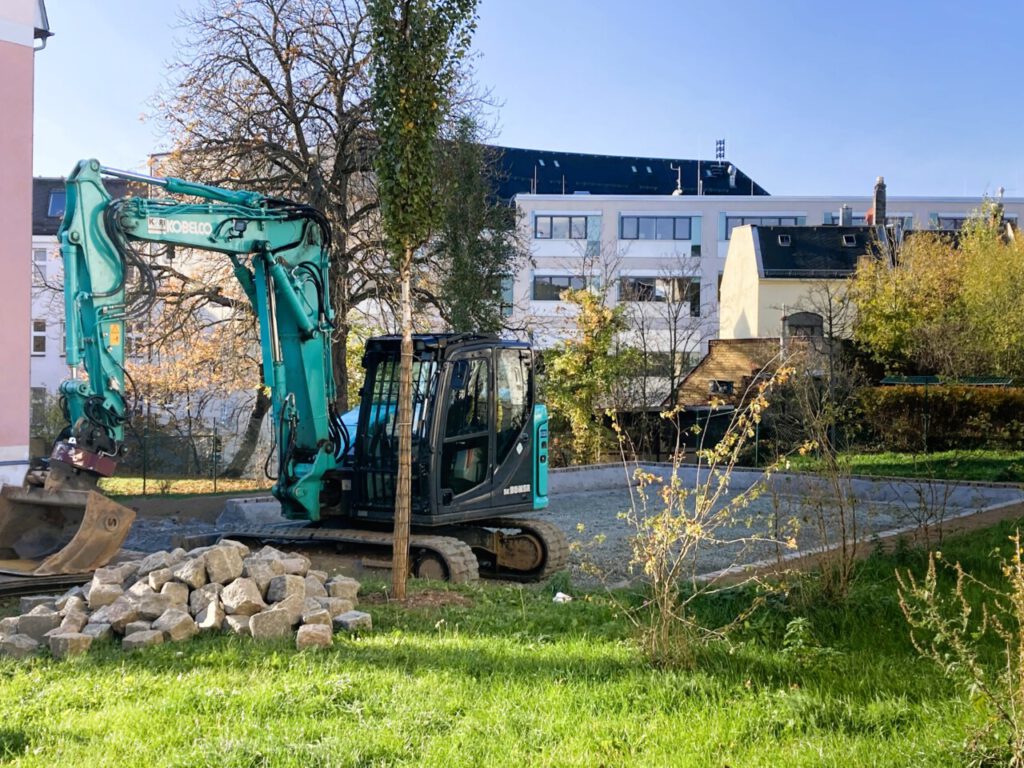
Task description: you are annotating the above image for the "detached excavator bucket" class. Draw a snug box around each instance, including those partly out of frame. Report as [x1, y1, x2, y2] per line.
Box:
[0, 485, 135, 576]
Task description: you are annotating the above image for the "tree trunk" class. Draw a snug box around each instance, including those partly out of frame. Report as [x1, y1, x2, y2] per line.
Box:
[392, 249, 413, 600]
[334, 320, 350, 412]
[220, 387, 271, 478]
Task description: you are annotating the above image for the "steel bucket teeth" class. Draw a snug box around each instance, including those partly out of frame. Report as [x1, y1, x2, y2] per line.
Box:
[0, 486, 135, 576]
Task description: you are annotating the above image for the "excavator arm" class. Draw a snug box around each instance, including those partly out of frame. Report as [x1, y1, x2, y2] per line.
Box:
[0, 159, 340, 575]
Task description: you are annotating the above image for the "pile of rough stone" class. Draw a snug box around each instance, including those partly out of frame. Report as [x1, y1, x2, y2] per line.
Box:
[0, 539, 372, 660]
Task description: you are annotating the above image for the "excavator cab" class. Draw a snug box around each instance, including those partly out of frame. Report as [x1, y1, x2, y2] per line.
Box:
[349, 334, 549, 526]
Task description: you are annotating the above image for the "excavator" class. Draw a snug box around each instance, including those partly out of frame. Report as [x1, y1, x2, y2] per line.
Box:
[0, 159, 566, 582]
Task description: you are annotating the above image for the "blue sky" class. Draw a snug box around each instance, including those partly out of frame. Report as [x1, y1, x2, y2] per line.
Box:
[32, 0, 1024, 196]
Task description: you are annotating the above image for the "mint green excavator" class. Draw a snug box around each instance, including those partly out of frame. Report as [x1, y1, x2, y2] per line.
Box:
[0, 160, 565, 581]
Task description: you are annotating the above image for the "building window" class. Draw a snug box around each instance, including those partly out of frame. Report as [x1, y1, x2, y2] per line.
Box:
[936, 215, 968, 230]
[32, 320, 47, 355]
[620, 216, 692, 241]
[532, 275, 585, 301]
[534, 215, 588, 240]
[499, 277, 514, 318]
[47, 190, 66, 218]
[725, 216, 800, 239]
[619, 276, 700, 315]
[32, 248, 47, 286]
[825, 212, 913, 228]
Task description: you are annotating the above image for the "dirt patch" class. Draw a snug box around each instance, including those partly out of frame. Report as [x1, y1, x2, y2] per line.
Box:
[361, 589, 474, 610]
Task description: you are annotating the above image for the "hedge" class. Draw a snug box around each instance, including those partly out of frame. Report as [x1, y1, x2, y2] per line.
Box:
[857, 385, 1024, 452]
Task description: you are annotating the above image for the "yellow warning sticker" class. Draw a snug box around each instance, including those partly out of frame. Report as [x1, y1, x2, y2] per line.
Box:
[109, 324, 121, 346]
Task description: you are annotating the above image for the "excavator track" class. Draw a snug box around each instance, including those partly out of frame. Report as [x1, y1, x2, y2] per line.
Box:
[473, 517, 570, 581]
[217, 526, 480, 584]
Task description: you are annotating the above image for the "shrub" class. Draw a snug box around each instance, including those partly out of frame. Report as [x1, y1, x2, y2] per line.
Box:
[858, 386, 1024, 452]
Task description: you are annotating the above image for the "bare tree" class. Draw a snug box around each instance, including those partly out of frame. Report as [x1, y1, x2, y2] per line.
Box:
[157, 0, 382, 413]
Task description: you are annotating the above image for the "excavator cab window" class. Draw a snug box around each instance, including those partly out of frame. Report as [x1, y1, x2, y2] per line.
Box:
[495, 349, 531, 464]
[441, 355, 491, 496]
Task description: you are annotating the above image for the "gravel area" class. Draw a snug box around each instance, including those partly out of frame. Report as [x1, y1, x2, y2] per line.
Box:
[117, 466, 1024, 587]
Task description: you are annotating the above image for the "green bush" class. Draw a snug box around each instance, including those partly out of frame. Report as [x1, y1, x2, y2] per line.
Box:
[858, 385, 1024, 451]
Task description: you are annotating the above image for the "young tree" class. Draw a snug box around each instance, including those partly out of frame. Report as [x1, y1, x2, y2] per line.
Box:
[369, 0, 478, 599]
[427, 119, 525, 333]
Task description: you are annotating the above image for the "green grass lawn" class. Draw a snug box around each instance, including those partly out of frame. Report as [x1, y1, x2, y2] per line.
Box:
[2, 523, 1021, 766]
[787, 448, 1024, 483]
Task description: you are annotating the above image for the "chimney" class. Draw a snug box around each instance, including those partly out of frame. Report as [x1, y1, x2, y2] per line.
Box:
[870, 176, 886, 226]
[839, 204, 853, 226]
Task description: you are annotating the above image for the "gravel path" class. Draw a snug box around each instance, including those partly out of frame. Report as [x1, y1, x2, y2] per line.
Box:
[118, 468, 1024, 587]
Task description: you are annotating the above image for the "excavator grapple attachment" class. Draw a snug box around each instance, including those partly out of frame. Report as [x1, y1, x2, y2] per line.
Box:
[0, 485, 135, 576]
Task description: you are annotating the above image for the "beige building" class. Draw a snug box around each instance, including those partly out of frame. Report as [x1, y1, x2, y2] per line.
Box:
[718, 224, 870, 340]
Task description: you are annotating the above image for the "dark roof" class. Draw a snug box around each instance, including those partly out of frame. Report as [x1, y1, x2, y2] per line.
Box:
[757, 225, 872, 279]
[490, 146, 768, 200]
[33, 177, 129, 236]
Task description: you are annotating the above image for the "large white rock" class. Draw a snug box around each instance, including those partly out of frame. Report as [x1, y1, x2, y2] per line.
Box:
[325, 577, 360, 601]
[279, 556, 310, 576]
[0, 634, 39, 659]
[307, 569, 328, 584]
[267, 574, 305, 603]
[153, 609, 199, 642]
[205, 545, 244, 585]
[49, 632, 93, 659]
[250, 609, 293, 641]
[19, 595, 56, 613]
[316, 597, 356, 618]
[59, 595, 88, 617]
[301, 609, 332, 627]
[107, 596, 143, 634]
[147, 567, 173, 592]
[171, 557, 207, 590]
[161, 581, 189, 608]
[254, 545, 288, 561]
[333, 610, 372, 632]
[273, 594, 304, 626]
[18, 606, 61, 642]
[218, 539, 251, 555]
[54, 586, 85, 612]
[82, 623, 112, 642]
[242, 557, 285, 596]
[0, 617, 19, 635]
[135, 550, 174, 578]
[92, 564, 130, 586]
[222, 615, 251, 637]
[58, 610, 89, 634]
[196, 600, 225, 632]
[296, 623, 332, 650]
[304, 575, 328, 599]
[189, 583, 224, 617]
[127, 580, 155, 598]
[220, 578, 266, 616]
[87, 582, 123, 610]
[124, 620, 152, 636]
[137, 592, 172, 621]
[122, 630, 164, 651]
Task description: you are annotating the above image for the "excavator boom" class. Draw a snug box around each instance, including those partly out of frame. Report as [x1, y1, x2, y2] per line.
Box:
[2, 159, 335, 575]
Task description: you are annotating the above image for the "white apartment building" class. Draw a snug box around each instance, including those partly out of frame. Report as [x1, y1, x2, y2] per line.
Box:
[510, 191, 1024, 364]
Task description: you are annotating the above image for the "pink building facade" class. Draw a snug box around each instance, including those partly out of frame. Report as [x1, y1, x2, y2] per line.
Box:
[0, 1, 49, 484]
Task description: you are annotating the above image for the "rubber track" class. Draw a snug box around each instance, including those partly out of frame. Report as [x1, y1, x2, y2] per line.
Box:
[0, 574, 90, 600]
[220, 526, 480, 584]
[482, 517, 571, 579]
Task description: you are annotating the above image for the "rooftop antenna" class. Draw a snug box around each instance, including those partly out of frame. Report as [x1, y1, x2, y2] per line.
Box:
[670, 163, 683, 195]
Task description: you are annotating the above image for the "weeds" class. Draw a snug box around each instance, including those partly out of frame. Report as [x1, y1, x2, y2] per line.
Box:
[897, 531, 1024, 766]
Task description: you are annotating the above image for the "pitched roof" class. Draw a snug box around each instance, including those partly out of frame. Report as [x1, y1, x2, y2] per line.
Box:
[671, 338, 783, 408]
[491, 146, 768, 200]
[756, 225, 872, 279]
